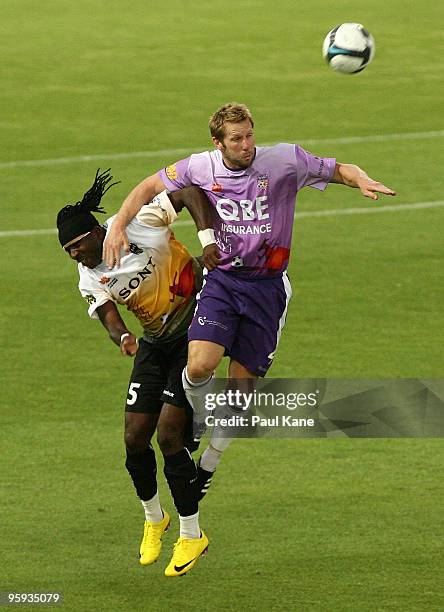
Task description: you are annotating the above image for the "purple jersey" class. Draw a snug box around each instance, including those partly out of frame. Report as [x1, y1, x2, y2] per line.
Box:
[158, 144, 335, 278]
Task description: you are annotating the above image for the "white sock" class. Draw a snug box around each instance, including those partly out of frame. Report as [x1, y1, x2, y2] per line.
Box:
[210, 403, 235, 452]
[209, 394, 247, 452]
[179, 511, 200, 539]
[208, 434, 233, 453]
[182, 367, 215, 421]
[200, 444, 223, 472]
[141, 491, 163, 523]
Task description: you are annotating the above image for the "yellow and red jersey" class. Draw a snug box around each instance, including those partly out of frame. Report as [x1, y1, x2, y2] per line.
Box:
[78, 191, 201, 340]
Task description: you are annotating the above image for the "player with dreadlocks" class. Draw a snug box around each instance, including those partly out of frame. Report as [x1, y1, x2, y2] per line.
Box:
[57, 169, 220, 577]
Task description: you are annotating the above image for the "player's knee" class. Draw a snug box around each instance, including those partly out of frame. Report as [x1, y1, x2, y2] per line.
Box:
[124, 429, 148, 455]
[187, 341, 223, 380]
[186, 362, 212, 380]
[187, 354, 217, 380]
[157, 424, 183, 456]
[124, 412, 157, 454]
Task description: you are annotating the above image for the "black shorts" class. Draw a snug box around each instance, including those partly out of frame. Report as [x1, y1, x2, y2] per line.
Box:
[125, 334, 191, 414]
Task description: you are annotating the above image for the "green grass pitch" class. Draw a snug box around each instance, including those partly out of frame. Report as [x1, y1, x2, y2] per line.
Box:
[1, 0, 443, 610]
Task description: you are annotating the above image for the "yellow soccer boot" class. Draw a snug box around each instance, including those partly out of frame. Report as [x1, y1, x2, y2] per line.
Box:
[139, 510, 170, 565]
[164, 531, 209, 577]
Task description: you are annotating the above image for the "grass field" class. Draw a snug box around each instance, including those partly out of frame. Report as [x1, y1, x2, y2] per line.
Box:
[1, 1, 443, 610]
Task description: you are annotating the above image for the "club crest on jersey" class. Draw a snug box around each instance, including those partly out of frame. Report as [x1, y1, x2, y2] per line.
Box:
[165, 164, 177, 180]
[99, 276, 111, 285]
[257, 175, 269, 190]
[84, 294, 96, 305]
[212, 182, 223, 192]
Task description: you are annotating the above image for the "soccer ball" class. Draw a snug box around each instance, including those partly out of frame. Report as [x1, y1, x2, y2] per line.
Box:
[322, 23, 375, 74]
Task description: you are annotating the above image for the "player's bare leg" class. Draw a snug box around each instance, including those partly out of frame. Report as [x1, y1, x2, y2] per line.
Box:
[157, 403, 189, 456]
[185, 339, 225, 380]
[228, 359, 257, 379]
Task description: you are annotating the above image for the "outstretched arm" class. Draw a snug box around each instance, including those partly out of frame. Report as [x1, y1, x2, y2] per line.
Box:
[96, 301, 138, 356]
[103, 173, 167, 268]
[331, 163, 396, 200]
[168, 187, 221, 270]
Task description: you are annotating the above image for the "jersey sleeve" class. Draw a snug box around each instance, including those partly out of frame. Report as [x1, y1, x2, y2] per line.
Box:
[78, 266, 114, 320]
[294, 145, 336, 191]
[136, 190, 178, 227]
[157, 157, 193, 191]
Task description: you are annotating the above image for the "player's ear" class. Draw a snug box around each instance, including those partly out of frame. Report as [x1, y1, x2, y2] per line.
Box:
[92, 225, 105, 241]
[212, 136, 223, 150]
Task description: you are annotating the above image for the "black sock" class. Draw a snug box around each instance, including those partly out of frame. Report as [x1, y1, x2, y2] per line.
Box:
[163, 448, 199, 516]
[125, 445, 157, 501]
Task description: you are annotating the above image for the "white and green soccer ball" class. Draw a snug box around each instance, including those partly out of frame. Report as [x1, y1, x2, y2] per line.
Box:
[322, 23, 375, 74]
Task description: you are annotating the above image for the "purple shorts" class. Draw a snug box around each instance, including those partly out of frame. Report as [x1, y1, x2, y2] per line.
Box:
[188, 268, 292, 376]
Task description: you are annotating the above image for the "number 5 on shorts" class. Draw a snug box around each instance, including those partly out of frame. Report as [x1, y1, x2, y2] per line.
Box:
[127, 382, 141, 406]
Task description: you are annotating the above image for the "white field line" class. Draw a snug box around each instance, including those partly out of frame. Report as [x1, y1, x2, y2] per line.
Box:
[1, 200, 443, 239]
[0, 130, 443, 170]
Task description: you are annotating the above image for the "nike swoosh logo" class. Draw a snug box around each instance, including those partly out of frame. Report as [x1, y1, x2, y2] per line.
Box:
[174, 558, 197, 572]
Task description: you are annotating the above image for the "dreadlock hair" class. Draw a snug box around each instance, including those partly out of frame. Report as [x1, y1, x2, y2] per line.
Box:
[57, 168, 120, 248]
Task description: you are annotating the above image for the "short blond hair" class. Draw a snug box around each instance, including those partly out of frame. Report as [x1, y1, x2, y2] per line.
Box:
[209, 103, 254, 141]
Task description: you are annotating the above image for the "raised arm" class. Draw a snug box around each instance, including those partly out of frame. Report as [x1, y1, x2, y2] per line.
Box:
[96, 301, 138, 356]
[331, 163, 396, 200]
[168, 187, 220, 270]
[103, 173, 167, 268]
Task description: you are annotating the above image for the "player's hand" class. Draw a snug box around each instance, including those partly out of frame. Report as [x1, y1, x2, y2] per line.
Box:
[358, 178, 396, 200]
[103, 223, 130, 269]
[202, 243, 221, 270]
[120, 333, 138, 357]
